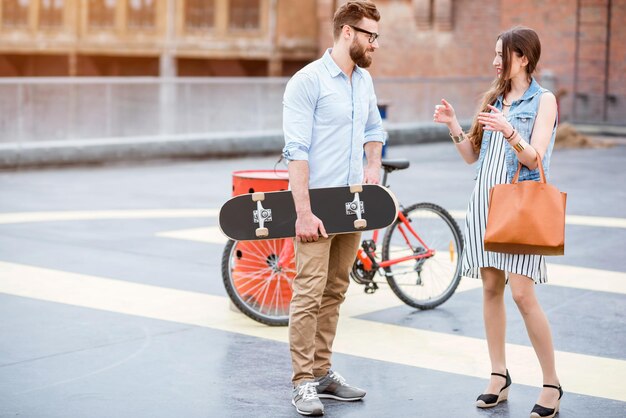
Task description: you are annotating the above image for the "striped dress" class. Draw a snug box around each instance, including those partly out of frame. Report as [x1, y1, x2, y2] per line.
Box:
[461, 131, 547, 283]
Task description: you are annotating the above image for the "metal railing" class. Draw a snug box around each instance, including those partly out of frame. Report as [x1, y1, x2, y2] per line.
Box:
[0, 76, 558, 144]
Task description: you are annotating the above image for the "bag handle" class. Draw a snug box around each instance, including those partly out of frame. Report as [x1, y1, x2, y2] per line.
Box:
[511, 152, 546, 184]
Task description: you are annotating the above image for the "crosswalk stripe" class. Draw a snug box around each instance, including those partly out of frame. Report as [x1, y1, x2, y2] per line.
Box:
[0, 209, 219, 224]
[448, 210, 626, 229]
[0, 261, 624, 402]
[0, 209, 624, 229]
[157, 226, 626, 295]
[157, 226, 227, 245]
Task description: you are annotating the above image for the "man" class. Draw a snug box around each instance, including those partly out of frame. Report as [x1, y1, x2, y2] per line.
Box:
[281, 1, 385, 415]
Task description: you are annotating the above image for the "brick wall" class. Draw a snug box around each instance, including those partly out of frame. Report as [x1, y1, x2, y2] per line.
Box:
[367, 0, 500, 78]
[608, 0, 626, 122]
[499, 0, 578, 121]
[313, 0, 624, 124]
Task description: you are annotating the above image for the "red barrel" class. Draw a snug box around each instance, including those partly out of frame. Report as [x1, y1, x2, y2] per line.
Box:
[229, 169, 293, 315]
[232, 170, 289, 196]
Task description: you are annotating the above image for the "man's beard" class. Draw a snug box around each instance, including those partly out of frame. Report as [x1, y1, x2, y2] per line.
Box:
[349, 39, 372, 68]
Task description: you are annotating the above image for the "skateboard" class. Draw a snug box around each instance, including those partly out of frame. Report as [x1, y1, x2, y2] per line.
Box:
[219, 184, 399, 241]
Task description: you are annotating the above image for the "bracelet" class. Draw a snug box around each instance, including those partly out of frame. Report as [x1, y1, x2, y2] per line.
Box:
[504, 128, 516, 141]
[449, 131, 465, 144]
[512, 140, 525, 152]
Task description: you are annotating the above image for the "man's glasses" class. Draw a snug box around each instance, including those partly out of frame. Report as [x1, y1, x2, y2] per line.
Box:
[346, 25, 379, 43]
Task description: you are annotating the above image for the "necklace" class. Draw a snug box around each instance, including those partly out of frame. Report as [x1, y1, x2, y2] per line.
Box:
[502, 99, 512, 107]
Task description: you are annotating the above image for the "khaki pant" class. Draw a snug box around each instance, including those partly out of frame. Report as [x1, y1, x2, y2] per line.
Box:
[289, 232, 361, 385]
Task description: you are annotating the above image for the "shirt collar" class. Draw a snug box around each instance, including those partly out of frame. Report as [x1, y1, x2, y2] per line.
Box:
[520, 77, 541, 100]
[496, 77, 542, 106]
[322, 48, 363, 79]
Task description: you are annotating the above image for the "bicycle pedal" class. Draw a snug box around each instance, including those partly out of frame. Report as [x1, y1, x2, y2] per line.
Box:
[364, 282, 378, 294]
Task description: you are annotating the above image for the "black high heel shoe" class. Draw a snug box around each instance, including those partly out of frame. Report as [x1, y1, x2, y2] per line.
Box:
[530, 384, 563, 418]
[475, 369, 511, 408]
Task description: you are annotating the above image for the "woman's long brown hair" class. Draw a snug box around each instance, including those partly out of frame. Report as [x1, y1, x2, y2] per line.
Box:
[467, 27, 542, 152]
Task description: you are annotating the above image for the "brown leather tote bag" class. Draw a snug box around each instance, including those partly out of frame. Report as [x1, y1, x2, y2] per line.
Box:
[484, 153, 566, 256]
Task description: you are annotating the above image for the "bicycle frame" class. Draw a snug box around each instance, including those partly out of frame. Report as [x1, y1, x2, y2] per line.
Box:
[356, 211, 436, 272]
[275, 210, 437, 275]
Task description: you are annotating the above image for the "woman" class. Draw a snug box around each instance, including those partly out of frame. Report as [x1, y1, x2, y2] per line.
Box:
[433, 27, 562, 418]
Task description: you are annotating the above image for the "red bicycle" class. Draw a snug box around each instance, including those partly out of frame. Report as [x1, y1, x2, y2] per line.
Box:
[221, 159, 463, 326]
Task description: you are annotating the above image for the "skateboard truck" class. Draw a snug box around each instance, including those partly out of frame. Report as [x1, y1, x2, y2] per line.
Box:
[252, 192, 271, 237]
[348, 184, 367, 229]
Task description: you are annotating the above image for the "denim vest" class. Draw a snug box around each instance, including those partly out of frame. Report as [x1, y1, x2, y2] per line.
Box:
[475, 78, 557, 182]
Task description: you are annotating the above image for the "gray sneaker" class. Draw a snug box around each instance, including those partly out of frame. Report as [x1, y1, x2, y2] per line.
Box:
[292, 381, 324, 416]
[315, 370, 366, 401]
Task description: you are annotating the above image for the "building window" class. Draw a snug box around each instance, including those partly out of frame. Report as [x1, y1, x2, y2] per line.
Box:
[185, 0, 215, 30]
[127, 0, 155, 29]
[88, 0, 116, 29]
[2, 0, 30, 28]
[434, 0, 453, 31]
[412, 0, 453, 31]
[39, 0, 64, 28]
[229, 0, 260, 30]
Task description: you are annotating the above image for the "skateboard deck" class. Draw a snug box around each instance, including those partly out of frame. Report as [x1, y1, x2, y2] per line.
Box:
[219, 184, 398, 241]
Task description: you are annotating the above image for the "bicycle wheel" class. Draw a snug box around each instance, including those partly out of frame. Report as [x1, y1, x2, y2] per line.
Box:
[382, 202, 463, 309]
[221, 239, 294, 326]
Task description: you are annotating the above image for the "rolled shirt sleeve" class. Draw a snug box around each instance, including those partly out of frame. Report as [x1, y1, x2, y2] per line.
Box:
[280, 49, 385, 188]
[282, 73, 318, 162]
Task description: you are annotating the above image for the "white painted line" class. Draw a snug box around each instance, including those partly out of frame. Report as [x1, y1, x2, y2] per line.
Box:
[1, 209, 624, 229]
[448, 210, 470, 220]
[548, 264, 626, 294]
[157, 226, 228, 245]
[0, 209, 219, 225]
[565, 214, 626, 229]
[457, 265, 626, 295]
[449, 210, 626, 229]
[0, 261, 624, 402]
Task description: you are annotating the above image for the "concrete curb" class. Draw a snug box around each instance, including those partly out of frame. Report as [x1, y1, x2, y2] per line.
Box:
[571, 124, 626, 137]
[2, 122, 622, 170]
[0, 123, 455, 170]
[0, 131, 285, 169]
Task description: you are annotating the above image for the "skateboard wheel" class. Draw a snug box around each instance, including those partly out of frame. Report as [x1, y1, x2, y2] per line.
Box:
[252, 192, 265, 202]
[255, 227, 269, 238]
[354, 219, 367, 230]
[350, 184, 363, 193]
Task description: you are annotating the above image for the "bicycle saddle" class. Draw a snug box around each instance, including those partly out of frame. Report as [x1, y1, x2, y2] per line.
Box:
[381, 159, 410, 172]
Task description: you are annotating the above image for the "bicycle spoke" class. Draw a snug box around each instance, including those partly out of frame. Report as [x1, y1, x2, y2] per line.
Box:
[232, 272, 272, 299]
[230, 241, 294, 317]
[232, 246, 273, 269]
[231, 268, 273, 290]
[271, 273, 286, 316]
[382, 203, 463, 309]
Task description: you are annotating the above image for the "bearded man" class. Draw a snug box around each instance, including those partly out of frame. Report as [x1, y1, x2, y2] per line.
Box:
[281, 1, 385, 416]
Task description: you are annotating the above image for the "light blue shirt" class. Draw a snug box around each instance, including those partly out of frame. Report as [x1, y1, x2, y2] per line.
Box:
[282, 49, 385, 188]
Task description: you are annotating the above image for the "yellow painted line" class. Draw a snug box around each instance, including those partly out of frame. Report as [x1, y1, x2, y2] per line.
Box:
[157, 225, 626, 295]
[449, 210, 626, 229]
[0, 209, 219, 224]
[0, 261, 624, 402]
[157, 226, 626, 296]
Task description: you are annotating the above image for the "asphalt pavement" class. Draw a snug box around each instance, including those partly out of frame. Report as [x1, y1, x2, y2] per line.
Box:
[0, 141, 624, 417]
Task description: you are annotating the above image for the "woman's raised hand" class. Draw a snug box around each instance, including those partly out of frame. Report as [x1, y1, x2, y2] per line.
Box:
[433, 99, 457, 126]
[477, 104, 513, 136]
